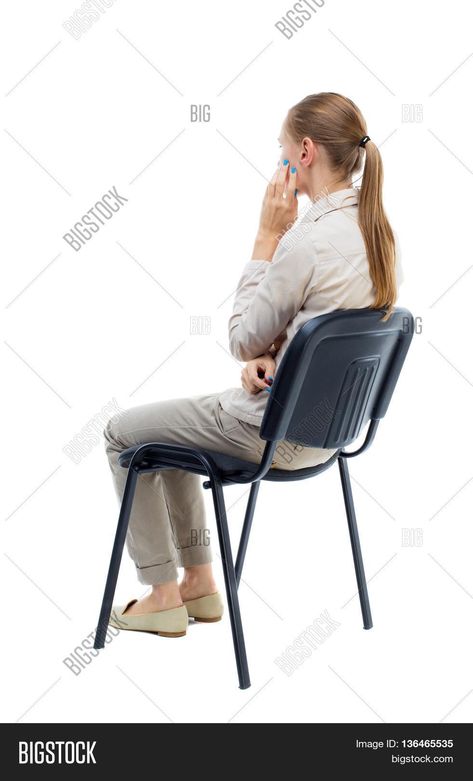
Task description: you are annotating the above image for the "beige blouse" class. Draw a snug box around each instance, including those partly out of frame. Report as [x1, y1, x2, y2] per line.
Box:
[219, 186, 403, 426]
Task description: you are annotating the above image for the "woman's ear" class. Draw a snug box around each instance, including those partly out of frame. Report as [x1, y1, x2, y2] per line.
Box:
[300, 136, 315, 167]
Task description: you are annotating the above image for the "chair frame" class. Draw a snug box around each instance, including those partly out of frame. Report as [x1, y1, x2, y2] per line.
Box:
[94, 307, 412, 690]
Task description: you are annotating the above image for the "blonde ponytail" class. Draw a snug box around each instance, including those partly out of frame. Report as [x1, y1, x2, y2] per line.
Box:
[286, 92, 397, 321]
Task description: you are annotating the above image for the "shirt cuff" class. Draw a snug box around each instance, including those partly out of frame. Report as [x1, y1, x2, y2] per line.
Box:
[236, 260, 270, 290]
[243, 259, 271, 274]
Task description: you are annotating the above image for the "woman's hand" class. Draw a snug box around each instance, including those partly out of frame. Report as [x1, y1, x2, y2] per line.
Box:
[241, 353, 275, 395]
[252, 161, 298, 261]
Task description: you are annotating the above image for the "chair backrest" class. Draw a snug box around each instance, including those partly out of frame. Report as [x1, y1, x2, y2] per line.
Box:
[259, 307, 414, 449]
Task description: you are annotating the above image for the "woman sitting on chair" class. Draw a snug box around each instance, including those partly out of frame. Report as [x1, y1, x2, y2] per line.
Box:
[105, 91, 403, 637]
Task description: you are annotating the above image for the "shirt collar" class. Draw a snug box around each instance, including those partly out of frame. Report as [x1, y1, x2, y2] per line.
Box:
[300, 186, 359, 224]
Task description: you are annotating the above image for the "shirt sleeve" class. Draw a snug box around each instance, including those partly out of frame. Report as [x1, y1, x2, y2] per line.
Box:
[228, 238, 316, 362]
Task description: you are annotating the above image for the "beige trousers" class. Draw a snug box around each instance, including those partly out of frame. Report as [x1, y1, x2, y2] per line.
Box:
[104, 392, 335, 585]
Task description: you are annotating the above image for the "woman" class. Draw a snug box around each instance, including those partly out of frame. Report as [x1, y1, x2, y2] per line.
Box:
[106, 92, 403, 637]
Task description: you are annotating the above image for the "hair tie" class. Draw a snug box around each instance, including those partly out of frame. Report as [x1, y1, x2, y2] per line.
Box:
[358, 135, 370, 147]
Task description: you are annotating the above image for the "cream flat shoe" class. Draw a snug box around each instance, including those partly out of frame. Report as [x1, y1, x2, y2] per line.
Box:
[184, 592, 224, 623]
[109, 599, 187, 637]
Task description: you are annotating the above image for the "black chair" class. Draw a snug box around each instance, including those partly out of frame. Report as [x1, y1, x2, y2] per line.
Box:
[94, 306, 414, 690]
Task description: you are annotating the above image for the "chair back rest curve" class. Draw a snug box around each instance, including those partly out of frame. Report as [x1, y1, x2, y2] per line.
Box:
[259, 307, 414, 449]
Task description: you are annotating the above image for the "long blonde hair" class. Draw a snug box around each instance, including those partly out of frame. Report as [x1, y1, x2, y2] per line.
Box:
[285, 92, 397, 321]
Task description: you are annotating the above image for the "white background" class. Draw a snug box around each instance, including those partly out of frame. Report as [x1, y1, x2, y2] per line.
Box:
[1, 0, 473, 724]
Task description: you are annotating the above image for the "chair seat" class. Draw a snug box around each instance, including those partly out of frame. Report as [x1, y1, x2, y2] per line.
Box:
[118, 443, 340, 484]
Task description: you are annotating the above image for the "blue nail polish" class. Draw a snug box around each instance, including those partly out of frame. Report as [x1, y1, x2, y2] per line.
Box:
[265, 386, 271, 392]
[268, 376, 273, 380]
[291, 166, 297, 173]
[294, 189, 298, 197]
[283, 159, 289, 165]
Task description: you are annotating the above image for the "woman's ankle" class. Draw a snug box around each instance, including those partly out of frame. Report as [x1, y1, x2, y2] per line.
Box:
[149, 581, 183, 610]
[179, 564, 217, 600]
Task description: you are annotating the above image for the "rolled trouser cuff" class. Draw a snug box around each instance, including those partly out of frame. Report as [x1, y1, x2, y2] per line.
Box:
[135, 559, 178, 585]
[177, 543, 213, 569]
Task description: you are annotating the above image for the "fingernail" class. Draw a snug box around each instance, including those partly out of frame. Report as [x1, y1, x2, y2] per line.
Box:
[268, 376, 273, 380]
[294, 189, 298, 196]
[265, 387, 271, 392]
[283, 159, 289, 165]
[291, 166, 297, 173]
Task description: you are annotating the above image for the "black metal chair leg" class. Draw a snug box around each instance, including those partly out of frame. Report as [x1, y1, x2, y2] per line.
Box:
[338, 456, 373, 630]
[235, 481, 260, 587]
[210, 476, 251, 689]
[94, 465, 140, 649]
